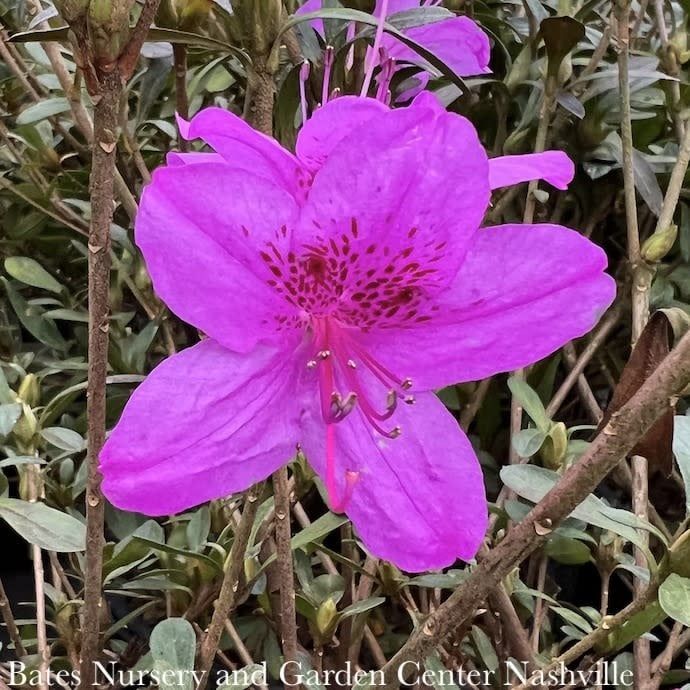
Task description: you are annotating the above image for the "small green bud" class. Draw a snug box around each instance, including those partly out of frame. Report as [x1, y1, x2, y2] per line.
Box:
[87, 0, 135, 64]
[315, 598, 339, 639]
[641, 224, 678, 263]
[17, 374, 40, 408]
[540, 421, 568, 470]
[13, 402, 38, 446]
[597, 530, 624, 575]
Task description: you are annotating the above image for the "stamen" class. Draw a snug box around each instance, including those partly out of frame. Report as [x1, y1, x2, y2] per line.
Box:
[306, 359, 317, 369]
[404, 395, 416, 405]
[347, 359, 357, 369]
[360, 0, 389, 97]
[299, 60, 310, 124]
[322, 45, 334, 106]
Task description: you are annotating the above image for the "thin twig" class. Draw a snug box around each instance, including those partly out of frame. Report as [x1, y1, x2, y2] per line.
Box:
[28, 466, 49, 690]
[273, 467, 299, 684]
[197, 486, 262, 690]
[0, 577, 26, 658]
[616, 2, 652, 685]
[546, 303, 623, 417]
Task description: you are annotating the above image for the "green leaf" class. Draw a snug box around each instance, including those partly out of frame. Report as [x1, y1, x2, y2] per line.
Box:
[340, 596, 385, 619]
[292, 511, 349, 550]
[0, 403, 22, 437]
[673, 416, 690, 516]
[659, 574, 690, 626]
[424, 654, 460, 690]
[41, 426, 85, 452]
[512, 428, 547, 457]
[471, 625, 499, 672]
[0, 498, 85, 552]
[507, 376, 550, 430]
[150, 618, 196, 690]
[544, 535, 592, 565]
[3, 279, 67, 351]
[16, 98, 71, 125]
[4, 257, 63, 293]
[500, 465, 661, 567]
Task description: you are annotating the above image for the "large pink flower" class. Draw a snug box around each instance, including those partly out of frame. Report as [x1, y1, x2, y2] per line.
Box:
[99, 94, 615, 572]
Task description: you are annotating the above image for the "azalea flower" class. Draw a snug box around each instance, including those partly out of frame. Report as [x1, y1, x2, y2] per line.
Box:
[100, 93, 615, 572]
[297, 0, 491, 100]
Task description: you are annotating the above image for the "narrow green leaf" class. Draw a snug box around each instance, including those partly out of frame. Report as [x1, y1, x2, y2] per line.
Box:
[5, 257, 63, 293]
[0, 498, 85, 552]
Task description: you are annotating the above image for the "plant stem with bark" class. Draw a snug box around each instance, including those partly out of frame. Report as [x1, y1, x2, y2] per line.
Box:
[79, 69, 122, 690]
[616, 2, 652, 686]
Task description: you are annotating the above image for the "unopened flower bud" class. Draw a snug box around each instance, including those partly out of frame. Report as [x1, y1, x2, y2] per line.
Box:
[540, 421, 568, 470]
[178, 0, 211, 30]
[641, 224, 677, 263]
[13, 402, 38, 446]
[597, 530, 624, 575]
[87, 0, 135, 64]
[315, 598, 339, 638]
[17, 374, 40, 408]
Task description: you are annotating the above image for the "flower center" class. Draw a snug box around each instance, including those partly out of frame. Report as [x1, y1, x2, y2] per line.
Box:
[260, 218, 445, 331]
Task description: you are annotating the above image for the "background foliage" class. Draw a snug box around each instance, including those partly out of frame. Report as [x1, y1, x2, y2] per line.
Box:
[2, 0, 690, 688]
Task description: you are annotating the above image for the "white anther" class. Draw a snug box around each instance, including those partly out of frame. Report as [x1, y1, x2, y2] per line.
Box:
[390, 426, 402, 439]
[404, 395, 416, 405]
[306, 359, 317, 369]
[401, 378, 413, 390]
[347, 359, 357, 369]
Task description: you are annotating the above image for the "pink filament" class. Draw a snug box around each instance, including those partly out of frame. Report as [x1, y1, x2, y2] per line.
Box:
[322, 46, 334, 106]
[360, 0, 389, 97]
[325, 424, 359, 513]
[299, 61, 310, 124]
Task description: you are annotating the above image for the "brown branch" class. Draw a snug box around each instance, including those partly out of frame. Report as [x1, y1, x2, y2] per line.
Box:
[78, 69, 122, 690]
[118, 0, 162, 80]
[197, 486, 262, 690]
[272, 468, 299, 684]
[0, 577, 26, 658]
[376, 327, 690, 689]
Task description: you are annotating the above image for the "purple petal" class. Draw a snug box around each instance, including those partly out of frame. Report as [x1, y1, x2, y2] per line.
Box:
[296, 96, 388, 173]
[489, 152, 575, 190]
[360, 223, 616, 389]
[301, 392, 487, 571]
[296, 0, 324, 35]
[299, 100, 489, 285]
[381, 16, 491, 77]
[177, 108, 310, 200]
[101, 340, 307, 515]
[374, 0, 441, 16]
[166, 152, 224, 166]
[137, 163, 301, 352]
